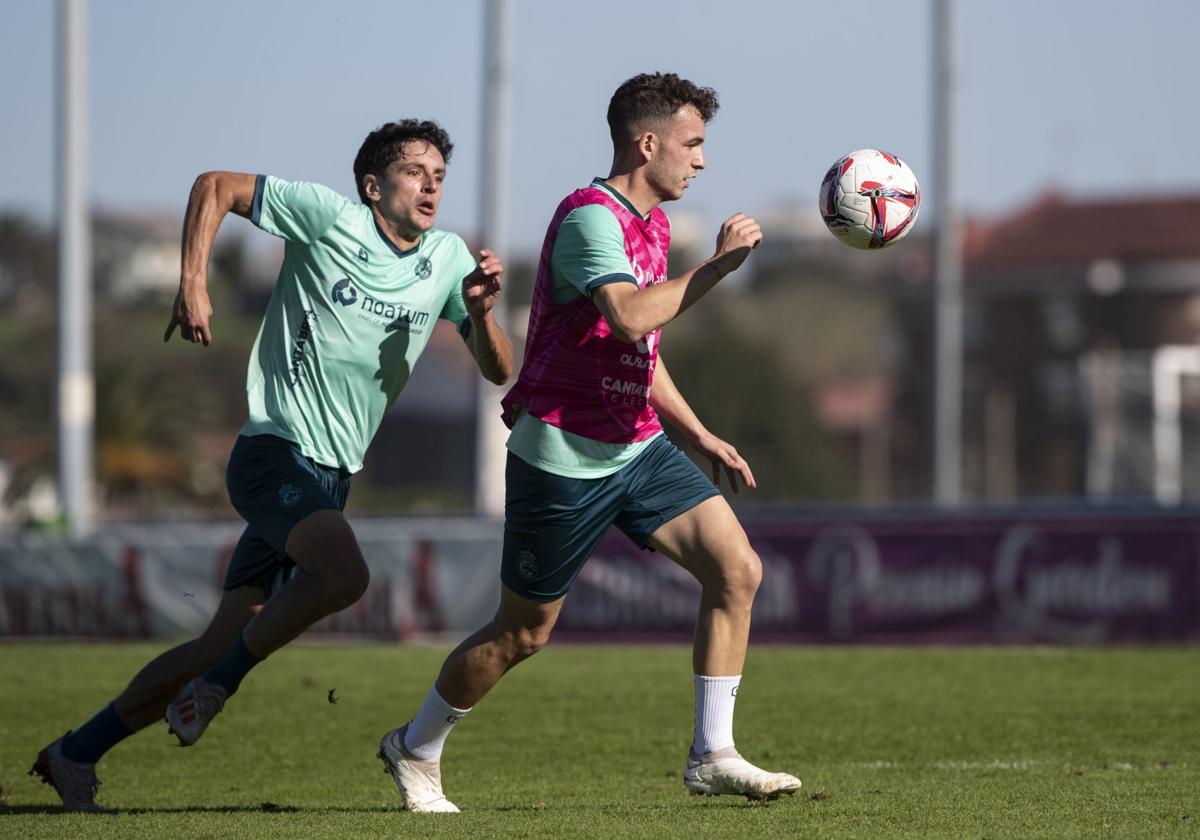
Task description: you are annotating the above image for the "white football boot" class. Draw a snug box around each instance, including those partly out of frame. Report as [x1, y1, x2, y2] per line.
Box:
[684, 746, 802, 800]
[30, 735, 105, 813]
[378, 725, 460, 813]
[165, 677, 228, 746]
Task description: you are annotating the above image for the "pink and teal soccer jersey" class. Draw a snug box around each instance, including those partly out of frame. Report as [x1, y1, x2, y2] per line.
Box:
[502, 179, 670, 448]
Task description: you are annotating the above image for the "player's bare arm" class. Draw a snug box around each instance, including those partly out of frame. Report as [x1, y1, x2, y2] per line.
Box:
[649, 356, 756, 493]
[462, 248, 513, 385]
[164, 171, 258, 346]
[592, 213, 761, 343]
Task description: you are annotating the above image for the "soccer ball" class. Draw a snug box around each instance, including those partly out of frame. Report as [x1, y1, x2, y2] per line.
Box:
[819, 149, 921, 249]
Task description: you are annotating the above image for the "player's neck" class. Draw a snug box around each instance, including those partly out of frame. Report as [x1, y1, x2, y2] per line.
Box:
[371, 206, 423, 252]
[602, 172, 659, 219]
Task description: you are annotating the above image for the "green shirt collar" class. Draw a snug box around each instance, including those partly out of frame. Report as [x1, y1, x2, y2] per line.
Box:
[373, 217, 422, 258]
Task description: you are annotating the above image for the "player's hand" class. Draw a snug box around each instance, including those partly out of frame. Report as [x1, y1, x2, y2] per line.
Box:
[693, 431, 756, 494]
[710, 213, 763, 277]
[163, 283, 214, 346]
[463, 249, 503, 318]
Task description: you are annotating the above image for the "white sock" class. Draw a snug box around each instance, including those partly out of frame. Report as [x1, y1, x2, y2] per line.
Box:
[403, 685, 472, 761]
[693, 674, 741, 755]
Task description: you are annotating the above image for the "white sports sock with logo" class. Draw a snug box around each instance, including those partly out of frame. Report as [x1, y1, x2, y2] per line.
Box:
[403, 685, 472, 761]
[693, 674, 741, 755]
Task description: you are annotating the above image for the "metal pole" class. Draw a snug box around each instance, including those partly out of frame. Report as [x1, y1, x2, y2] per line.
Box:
[474, 0, 514, 515]
[932, 0, 963, 506]
[57, 0, 94, 538]
[1152, 346, 1200, 506]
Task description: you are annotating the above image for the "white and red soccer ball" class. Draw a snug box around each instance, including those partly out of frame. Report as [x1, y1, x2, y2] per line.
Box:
[819, 149, 921, 249]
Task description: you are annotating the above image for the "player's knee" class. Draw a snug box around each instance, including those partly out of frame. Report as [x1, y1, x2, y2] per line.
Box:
[507, 622, 553, 661]
[349, 559, 372, 602]
[328, 556, 371, 609]
[717, 547, 762, 607]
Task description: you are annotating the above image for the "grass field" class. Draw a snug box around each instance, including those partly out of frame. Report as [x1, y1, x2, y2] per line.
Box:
[1, 643, 1197, 839]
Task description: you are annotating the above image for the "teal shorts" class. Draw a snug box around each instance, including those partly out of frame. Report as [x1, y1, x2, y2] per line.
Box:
[501, 435, 720, 602]
[223, 434, 352, 596]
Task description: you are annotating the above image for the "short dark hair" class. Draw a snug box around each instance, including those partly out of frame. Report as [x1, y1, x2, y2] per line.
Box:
[353, 120, 454, 203]
[606, 72, 720, 145]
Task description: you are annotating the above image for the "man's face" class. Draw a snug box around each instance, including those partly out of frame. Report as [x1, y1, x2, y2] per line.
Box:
[366, 141, 446, 239]
[646, 104, 706, 203]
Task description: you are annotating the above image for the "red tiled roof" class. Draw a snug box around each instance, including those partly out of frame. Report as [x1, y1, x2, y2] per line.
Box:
[965, 192, 1200, 270]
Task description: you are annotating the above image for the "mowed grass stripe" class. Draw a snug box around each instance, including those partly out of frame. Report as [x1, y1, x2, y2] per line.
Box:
[1, 644, 1196, 839]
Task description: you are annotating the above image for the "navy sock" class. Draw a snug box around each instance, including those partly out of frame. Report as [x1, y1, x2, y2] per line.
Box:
[204, 635, 262, 696]
[60, 703, 135, 764]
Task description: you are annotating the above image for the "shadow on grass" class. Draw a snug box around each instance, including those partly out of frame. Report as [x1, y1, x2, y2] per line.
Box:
[0, 803, 402, 816]
[3, 798, 792, 817]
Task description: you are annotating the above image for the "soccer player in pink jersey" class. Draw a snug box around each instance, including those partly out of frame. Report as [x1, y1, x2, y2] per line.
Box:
[379, 73, 800, 811]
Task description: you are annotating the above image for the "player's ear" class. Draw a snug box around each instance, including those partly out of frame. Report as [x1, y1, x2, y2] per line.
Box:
[637, 131, 657, 162]
[362, 173, 382, 202]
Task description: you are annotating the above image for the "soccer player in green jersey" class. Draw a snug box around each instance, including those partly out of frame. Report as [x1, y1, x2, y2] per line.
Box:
[31, 119, 513, 812]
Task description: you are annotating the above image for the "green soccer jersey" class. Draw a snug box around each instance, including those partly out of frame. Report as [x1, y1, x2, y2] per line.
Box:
[240, 175, 475, 472]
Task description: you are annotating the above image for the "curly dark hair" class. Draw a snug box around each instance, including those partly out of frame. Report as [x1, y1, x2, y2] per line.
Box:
[606, 72, 720, 144]
[353, 119, 454, 203]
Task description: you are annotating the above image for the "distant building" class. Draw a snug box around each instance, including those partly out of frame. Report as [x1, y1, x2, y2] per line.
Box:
[894, 192, 1200, 503]
[92, 210, 274, 306]
[93, 212, 181, 303]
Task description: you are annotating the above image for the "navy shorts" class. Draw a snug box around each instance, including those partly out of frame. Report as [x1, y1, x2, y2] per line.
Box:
[223, 434, 352, 595]
[501, 434, 720, 602]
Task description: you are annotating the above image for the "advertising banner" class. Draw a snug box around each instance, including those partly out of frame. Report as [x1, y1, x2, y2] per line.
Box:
[2, 511, 1197, 643]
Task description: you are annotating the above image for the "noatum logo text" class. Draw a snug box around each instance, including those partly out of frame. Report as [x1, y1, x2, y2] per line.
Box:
[362, 294, 430, 332]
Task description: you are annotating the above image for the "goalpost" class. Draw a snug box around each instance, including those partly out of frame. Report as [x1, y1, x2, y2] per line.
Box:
[1152, 344, 1200, 506]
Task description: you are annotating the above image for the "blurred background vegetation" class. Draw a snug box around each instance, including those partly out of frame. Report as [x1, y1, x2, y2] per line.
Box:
[1, 208, 898, 523]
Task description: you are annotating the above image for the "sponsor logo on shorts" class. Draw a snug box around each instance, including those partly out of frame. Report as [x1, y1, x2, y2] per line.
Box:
[446, 714, 462, 723]
[415, 256, 433, 280]
[278, 483, 302, 508]
[517, 549, 538, 580]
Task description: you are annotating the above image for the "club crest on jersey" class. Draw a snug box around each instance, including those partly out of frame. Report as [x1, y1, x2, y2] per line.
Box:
[357, 246, 368, 262]
[415, 256, 433, 280]
[332, 278, 357, 306]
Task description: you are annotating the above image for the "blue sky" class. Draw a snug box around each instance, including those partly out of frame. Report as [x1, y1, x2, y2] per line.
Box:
[2, 0, 1196, 255]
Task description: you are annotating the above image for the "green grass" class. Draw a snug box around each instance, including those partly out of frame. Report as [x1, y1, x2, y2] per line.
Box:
[1, 644, 1198, 838]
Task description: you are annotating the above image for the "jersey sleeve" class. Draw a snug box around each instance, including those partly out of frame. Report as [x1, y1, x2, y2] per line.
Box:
[551, 204, 637, 296]
[251, 175, 349, 244]
[438, 235, 475, 338]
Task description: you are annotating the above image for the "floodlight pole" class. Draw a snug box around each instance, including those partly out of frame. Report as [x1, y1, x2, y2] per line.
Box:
[474, 0, 514, 515]
[57, 0, 94, 538]
[932, 0, 963, 506]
